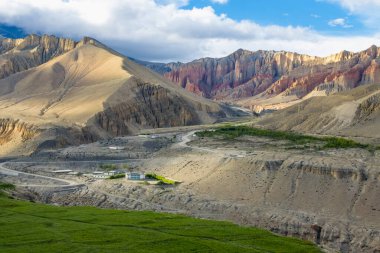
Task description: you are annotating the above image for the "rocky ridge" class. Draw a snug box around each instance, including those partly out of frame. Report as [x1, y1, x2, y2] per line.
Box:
[0, 34, 79, 79]
[146, 46, 380, 104]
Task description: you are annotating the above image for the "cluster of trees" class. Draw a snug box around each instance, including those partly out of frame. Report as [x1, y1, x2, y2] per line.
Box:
[109, 174, 126, 179]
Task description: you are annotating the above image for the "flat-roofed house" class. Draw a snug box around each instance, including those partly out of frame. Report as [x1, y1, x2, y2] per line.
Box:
[127, 172, 145, 180]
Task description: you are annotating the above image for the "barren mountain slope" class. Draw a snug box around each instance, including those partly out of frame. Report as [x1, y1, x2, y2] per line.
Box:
[257, 84, 380, 139]
[0, 38, 233, 156]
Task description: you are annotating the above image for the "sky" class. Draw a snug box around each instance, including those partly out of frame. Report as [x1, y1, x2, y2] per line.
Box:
[0, 0, 380, 62]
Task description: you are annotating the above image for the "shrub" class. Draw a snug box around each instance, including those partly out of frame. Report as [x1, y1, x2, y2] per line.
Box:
[145, 173, 176, 185]
[0, 182, 15, 191]
[0, 182, 15, 196]
[109, 174, 126, 179]
[323, 137, 369, 149]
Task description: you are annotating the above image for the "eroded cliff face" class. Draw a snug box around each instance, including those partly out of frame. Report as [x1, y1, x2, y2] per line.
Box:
[354, 92, 380, 122]
[164, 50, 316, 99]
[266, 46, 380, 98]
[0, 119, 41, 156]
[0, 119, 38, 145]
[93, 81, 202, 136]
[162, 46, 380, 101]
[0, 35, 95, 80]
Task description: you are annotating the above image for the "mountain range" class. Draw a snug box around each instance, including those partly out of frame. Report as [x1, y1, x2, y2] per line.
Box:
[140, 45, 380, 112]
[1, 34, 380, 155]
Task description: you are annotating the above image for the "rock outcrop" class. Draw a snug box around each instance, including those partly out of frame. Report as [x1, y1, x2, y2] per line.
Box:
[353, 92, 380, 123]
[0, 34, 106, 81]
[0, 119, 38, 145]
[0, 34, 78, 79]
[94, 80, 202, 136]
[164, 49, 316, 99]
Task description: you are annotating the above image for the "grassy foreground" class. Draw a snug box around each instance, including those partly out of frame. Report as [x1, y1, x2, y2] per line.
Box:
[197, 126, 372, 150]
[0, 195, 320, 253]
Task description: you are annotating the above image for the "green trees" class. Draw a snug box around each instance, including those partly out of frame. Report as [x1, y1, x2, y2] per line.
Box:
[145, 174, 177, 185]
[196, 126, 372, 150]
[0, 182, 15, 196]
[109, 174, 126, 179]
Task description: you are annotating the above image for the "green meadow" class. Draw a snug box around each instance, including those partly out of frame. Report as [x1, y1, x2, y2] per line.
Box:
[0, 192, 321, 253]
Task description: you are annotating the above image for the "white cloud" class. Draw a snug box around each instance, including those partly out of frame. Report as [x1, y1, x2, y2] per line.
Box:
[211, 0, 229, 4]
[325, 0, 380, 27]
[328, 18, 352, 28]
[156, 0, 189, 7]
[0, 0, 378, 62]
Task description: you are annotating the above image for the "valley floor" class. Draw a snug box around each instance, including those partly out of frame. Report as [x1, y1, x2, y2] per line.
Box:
[0, 126, 379, 253]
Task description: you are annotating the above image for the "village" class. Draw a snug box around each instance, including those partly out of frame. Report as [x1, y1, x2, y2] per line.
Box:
[51, 163, 179, 186]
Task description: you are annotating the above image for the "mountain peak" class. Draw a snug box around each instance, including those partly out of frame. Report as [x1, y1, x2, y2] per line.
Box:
[369, 44, 378, 49]
[76, 36, 120, 56]
[232, 48, 251, 56]
[366, 44, 379, 54]
[79, 36, 101, 46]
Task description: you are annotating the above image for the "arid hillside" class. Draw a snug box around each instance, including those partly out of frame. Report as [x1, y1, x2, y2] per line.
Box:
[0, 35, 235, 156]
[258, 84, 380, 140]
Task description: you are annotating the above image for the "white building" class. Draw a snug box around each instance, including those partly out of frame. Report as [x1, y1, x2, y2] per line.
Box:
[104, 170, 118, 176]
[92, 171, 109, 179]
[92, 174, 109, 179]
[127, 172, 145, 180]
[108, 146, 125, 150]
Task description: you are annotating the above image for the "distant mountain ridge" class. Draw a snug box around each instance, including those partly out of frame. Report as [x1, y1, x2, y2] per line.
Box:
[138, 46, 380, 110]
[0, 24, 27, 39]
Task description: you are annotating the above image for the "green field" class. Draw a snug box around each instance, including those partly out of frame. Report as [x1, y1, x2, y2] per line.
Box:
[0, 194, 321, 253]
[196, 125, 372, 150]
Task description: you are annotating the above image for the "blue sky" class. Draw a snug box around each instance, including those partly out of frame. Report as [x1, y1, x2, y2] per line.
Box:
[0, 0, 379, 62]
[186, 0, 365, 34]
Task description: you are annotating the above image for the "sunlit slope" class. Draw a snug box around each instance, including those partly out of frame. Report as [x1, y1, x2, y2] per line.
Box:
[258, 84, 380, 139]
[0, 40, 232, 155]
